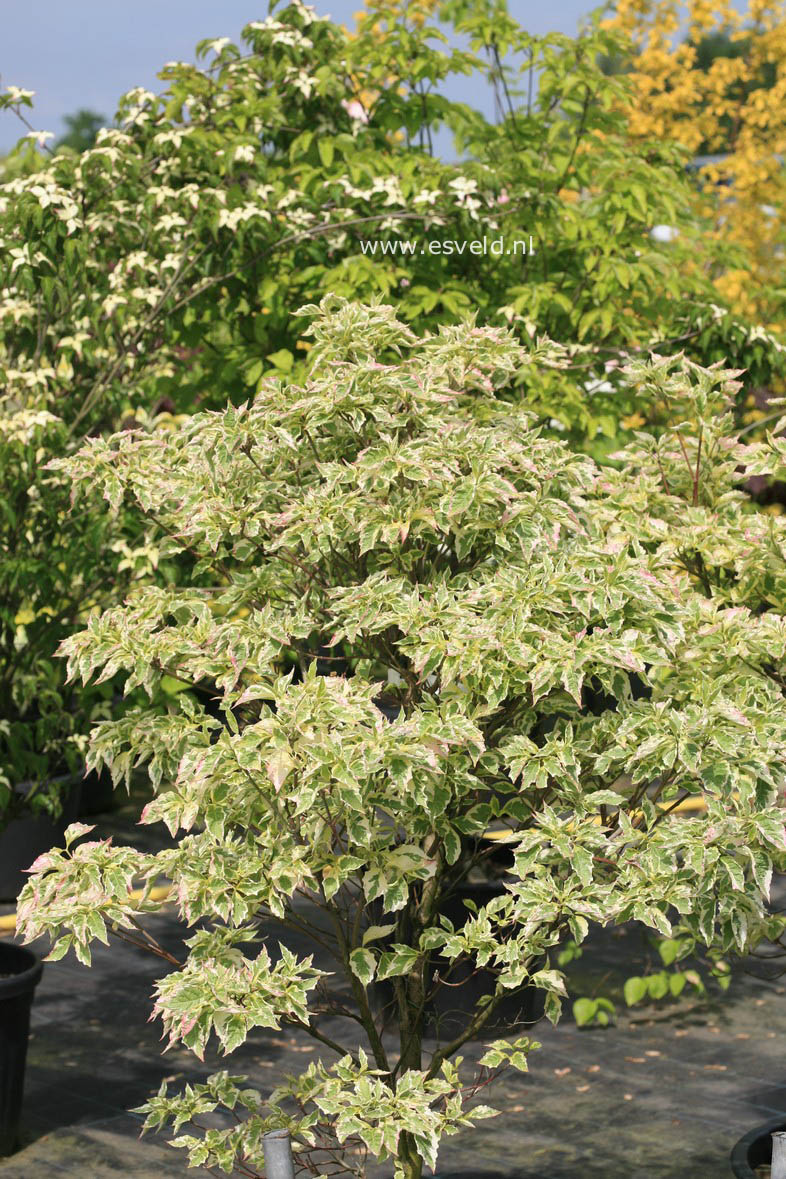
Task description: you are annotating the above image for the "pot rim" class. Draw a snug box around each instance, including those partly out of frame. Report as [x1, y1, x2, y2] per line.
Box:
[730, 1116, 786, 1177]
[0, 942, 43, 1000]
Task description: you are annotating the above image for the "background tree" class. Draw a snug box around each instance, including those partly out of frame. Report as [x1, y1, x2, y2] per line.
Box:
[56, 107, 106, 153]
[1, 0, 781, 440]
[608, 0, 786, 328]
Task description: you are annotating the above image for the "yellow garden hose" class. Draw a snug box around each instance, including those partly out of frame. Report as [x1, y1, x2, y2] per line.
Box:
[482, 794, 709, 841]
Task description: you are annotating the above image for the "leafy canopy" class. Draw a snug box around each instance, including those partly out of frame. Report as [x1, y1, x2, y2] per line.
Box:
[19, 298, 786, 1179]
[2, 0, 783, 800]
[1, 0, 781, 436]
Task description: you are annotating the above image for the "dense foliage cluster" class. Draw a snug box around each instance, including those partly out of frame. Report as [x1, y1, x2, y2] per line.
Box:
[5, 0, 786, 1170]
[1, 0, 781, 428]
[19, 299, 786, 1178]
[3, 0, 784, 812]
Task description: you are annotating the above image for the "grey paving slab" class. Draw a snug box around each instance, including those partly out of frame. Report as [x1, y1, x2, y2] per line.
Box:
[0, 1118, 194, 1178]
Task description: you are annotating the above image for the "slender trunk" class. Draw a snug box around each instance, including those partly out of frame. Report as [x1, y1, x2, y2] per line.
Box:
[397, 1132, 424, 1179]
[394, 857, 440, 1179]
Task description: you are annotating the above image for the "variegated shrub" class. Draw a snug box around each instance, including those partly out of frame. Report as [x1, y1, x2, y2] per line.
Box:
[18, 298, 786, 1179]
[3, 0, 785, 811]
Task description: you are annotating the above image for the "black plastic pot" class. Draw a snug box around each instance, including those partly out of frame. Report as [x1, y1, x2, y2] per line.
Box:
[0, 776, 82, 901]
[731, 1117, 785, 1176]
[0, 942, 42, 1155]
[78, 767, 118, 817]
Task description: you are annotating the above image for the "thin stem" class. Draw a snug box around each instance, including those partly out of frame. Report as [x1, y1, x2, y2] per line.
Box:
[693, 423, 703, 506]
[286, 1016, 358, 1064]
[127, 914, 184, 968]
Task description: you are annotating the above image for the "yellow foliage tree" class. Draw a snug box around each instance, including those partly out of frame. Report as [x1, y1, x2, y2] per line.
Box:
[609, 0, 786, 327]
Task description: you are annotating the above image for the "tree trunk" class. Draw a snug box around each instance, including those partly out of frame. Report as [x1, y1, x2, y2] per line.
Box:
[397, 1132, 424, 1179]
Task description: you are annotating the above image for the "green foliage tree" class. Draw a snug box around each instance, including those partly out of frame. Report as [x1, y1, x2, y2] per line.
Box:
[56, 107, 106, 154]
[0, 410, 139, 820]
[19, 299, 786, 1178]
[1, 1, 781, 436]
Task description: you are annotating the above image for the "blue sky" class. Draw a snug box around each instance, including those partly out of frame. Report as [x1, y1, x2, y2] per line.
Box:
[0, 0, 601, 152]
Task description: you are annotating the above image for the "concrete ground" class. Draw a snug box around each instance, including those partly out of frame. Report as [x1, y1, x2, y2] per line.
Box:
[1, 789, 785, 1178]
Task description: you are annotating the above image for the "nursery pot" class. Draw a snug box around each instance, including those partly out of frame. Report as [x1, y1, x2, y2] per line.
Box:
[0, 775, 82, 901]
[730, 1117, 786, 1177]
[0, 942, 42, 1155]
[77, 767, 118, 817]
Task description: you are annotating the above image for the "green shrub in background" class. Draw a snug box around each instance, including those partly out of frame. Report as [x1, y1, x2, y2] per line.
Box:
[55, 108, 105, 154]
[0, 411, 119, 819]
[19, 299, 786, 1178]
[1, 0, 782, 433]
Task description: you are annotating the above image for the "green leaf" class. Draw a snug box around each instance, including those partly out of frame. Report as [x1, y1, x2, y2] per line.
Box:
[623, 976, 648, 1006]
[376, 944, 419, 981]
[669, 973, 687, 997]
[657, 938, 682, 967]
[348, 948, 377, 987]
[572, 997, 597, 1027]
[647, 972, 669, 1001]
[317, 139, 335, 168]
[266, 349, 294, 373]
[362, 923, 396, 946]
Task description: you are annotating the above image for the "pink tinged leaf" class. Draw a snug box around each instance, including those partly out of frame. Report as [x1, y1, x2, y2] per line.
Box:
[65, 822, 96, 841]
[723, 706, 751, 728]
[266, 749, 293, 792]
[26, 852, 59, 874]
